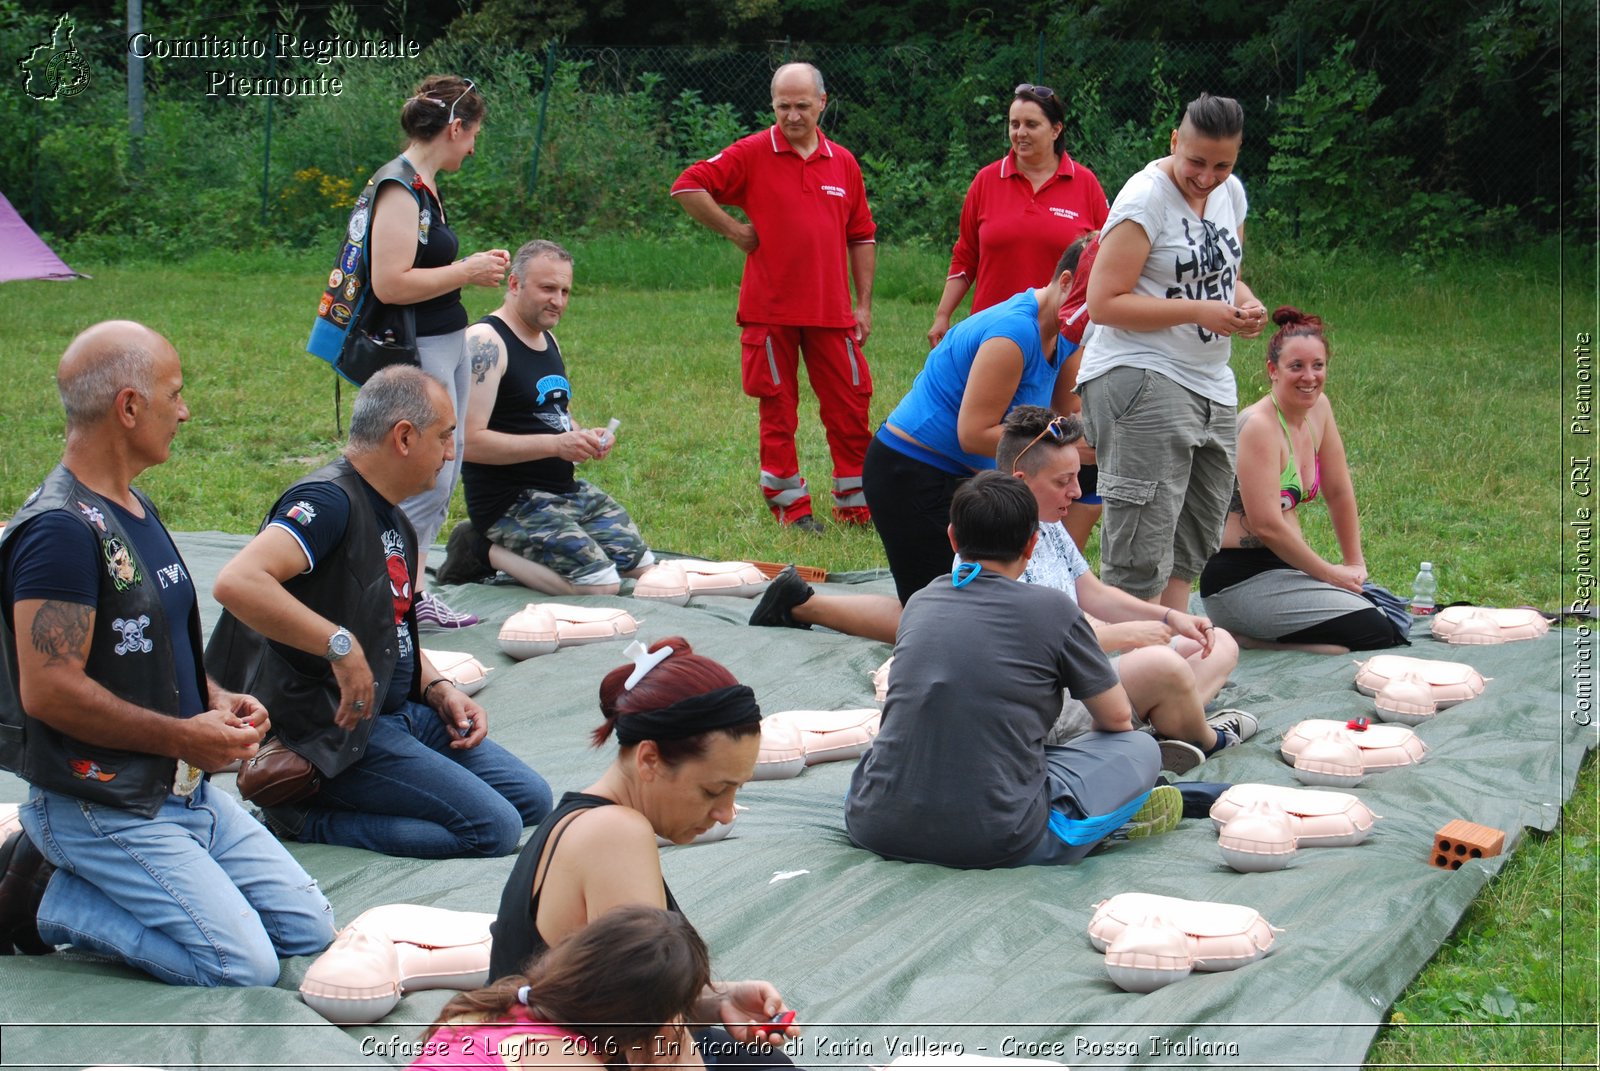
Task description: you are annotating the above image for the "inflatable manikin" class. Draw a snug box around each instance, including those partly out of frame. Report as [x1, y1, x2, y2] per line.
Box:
[420, 649, 492, 695]
[631, 559, 770, 604]
[1088, 893, 1282, 992]
[1354, 653, 1489, 725]
[1429, 605, 1549, 645]
[497, 603, 639, 659]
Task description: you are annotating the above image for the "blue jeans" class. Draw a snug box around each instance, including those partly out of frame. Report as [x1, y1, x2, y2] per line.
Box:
[20, 781, 335, 987]
[294, 701, 552, 859]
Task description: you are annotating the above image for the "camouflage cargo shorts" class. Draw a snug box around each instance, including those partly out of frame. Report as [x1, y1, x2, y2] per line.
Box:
[486, 481, 652, 586]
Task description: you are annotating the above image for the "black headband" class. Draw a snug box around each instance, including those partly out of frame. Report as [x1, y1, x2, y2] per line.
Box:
[613, 685, 761, 746]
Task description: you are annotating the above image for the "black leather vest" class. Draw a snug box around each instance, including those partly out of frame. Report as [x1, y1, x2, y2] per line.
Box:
[204, 457, 419, 778]
[0, 465, 206, 817]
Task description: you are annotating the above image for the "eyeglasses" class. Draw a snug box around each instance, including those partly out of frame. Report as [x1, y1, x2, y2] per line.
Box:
[1014, 83, 1057, 101]
[1012, 415, 1069, 469]
[446, 79, 477, 126]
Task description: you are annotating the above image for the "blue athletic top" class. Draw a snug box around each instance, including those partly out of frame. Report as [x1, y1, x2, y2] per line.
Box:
[881, 288, 1059, 475]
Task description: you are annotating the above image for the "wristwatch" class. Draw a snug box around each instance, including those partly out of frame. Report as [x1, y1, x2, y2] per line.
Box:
[325, 626, 354, 662]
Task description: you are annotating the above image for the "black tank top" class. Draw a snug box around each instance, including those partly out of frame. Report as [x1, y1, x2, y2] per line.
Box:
[487, 791, 682, 980]
[462, 315, 579, 531]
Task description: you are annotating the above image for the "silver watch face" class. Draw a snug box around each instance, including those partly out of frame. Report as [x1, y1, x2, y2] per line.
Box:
[327, 628, 353, 660]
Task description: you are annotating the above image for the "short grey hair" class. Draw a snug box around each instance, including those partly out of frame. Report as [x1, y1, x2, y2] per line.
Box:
[57, 341, 155, 428]
[348, 365, 445, 450]
[771, 62, 824, 96]
[511, 239, 574, 281]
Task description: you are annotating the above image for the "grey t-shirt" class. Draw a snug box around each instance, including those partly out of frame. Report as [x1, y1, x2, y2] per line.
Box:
[845, 568, 1118, 869]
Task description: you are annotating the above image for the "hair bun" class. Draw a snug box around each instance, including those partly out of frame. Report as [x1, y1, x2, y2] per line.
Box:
[1272, 305, 1306, 327]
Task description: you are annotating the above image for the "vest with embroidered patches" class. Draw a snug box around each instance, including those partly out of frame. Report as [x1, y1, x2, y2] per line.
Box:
[306, 156, 430, 364]
[204, 457, 419, 778]
[0, 465, 207, 817]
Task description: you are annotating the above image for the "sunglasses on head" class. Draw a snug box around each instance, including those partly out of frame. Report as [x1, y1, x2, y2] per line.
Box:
[1012, 415, 1069, 469]
[1014, 83, 1057, 101]
[446, 78, 477, 125]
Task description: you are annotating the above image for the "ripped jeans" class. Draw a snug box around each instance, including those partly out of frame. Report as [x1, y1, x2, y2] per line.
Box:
[21, 780, 335, 986]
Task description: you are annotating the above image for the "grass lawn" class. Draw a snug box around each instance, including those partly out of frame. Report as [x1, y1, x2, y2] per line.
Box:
[0, 235, 1592, 1068]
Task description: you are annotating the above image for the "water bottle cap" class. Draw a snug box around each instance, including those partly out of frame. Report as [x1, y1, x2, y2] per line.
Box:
[1420, 562, 1433, 571]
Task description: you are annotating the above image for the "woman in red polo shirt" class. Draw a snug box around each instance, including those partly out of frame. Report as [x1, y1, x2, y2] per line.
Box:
[928, 83, 1110, 348]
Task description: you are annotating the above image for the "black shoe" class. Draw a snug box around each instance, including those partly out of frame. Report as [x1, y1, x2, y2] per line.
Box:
[435, 522, 494, 586]
[0, 830, 55, 955]
[789, 515, 826, 535]
[749, 565, 814, 630]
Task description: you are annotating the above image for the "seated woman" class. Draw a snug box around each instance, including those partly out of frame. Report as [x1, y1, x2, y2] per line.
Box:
[410, 905, 709, 1069]
[488, 638, 794, 1066]
[994, 406, 1253, 773]
[1199, 307, 1397, 654]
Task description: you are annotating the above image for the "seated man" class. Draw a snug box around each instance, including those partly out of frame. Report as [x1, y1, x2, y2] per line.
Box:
[207, 366, 552, 859]
[439, 239, 654, 596]
[0, 321, 333, 983]
[844, 471, 1178, 869]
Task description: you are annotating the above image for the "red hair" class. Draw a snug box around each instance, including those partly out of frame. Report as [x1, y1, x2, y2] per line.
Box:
[591, 636, 757, 763]
[1266, 305, 1330, 365]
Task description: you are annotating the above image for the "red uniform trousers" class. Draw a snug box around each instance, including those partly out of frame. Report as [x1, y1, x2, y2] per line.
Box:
[740, 323, 872, 524]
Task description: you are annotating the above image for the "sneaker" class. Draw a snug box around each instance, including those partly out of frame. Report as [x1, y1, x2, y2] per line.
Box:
[1206, 708, 1258, 745]
[414, 591, 479, 631]
[788, 515, 825, 535]
[1118, 784, 1184, 840]
[832, 505, 872, 527]
[0, 830, 55, 955]
[1158, 739, 1207, 776]
[435, 522, 494, 586]
[749, 565, 814, 630]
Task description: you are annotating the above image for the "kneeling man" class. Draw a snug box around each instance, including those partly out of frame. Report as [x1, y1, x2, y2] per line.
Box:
[208, 366, 552, 858]
[845, 471, 1176, 869]
[0, 321, 333, 983]
[443, 239, 654, 595]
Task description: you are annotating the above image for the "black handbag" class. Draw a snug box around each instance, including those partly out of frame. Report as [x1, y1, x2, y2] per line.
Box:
[335, 297, 418, 385]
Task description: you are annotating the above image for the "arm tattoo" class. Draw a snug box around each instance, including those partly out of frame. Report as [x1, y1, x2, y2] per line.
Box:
[31, 600, 91, 667]
[468, 335, 500, 385]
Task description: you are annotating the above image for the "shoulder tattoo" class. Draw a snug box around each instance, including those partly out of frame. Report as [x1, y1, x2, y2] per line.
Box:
[468, 334, 500, 385]
[31, 600, 91, 667]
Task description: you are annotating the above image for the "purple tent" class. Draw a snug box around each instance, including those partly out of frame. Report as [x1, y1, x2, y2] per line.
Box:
[0, 189, 80, 282]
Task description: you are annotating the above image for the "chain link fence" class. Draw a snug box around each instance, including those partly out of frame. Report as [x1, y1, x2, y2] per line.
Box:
[0, 18, 1573, 259]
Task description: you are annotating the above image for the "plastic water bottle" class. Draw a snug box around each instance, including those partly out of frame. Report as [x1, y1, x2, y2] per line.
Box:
[1410, 562, 1437, 615]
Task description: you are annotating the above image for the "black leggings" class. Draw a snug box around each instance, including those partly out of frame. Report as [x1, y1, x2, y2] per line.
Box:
[862, 436, 968, 604]
[1278, 608, 1400, 651]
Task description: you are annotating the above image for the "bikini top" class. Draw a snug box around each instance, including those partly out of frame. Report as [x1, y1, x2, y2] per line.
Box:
[1273, 398, 1320, 510]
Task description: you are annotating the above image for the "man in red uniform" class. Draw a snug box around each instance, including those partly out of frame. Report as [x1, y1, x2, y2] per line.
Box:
[672, 62, 877, 532]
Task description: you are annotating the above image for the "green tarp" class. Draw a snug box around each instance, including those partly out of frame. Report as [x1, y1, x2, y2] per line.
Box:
[0, 533, 1591, 1070]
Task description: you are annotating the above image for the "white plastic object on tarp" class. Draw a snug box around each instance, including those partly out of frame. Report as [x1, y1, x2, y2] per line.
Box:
[1209, 784, 1380, 848]
[1430, 605, 1550, 645]
[420, 648, 492, 696]
[300, 904, 496, 1023]
[497, 603, 639, 660]
[632, 560, 770, 604]
[1353, 654, 1488, 707]
[1088, 892, 1281, 972]
[1280, 719, 1429, 772]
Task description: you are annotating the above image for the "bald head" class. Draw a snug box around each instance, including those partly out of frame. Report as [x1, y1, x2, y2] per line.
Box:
[771, 62, 824, 97]
[56, 320, 170, 429]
